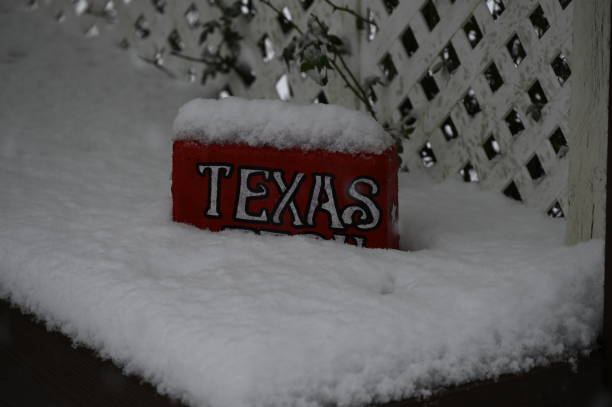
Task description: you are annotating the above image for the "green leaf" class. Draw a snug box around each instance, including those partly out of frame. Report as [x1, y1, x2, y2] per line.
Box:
[300, 61, 315, 72]
[327, 34, 343, 46]
[430, 59, 444, 74]
[403, 127, 414, 138]
[318, 55, 330, 68]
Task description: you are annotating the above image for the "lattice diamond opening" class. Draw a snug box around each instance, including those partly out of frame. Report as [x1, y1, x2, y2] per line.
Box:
[503, 181, 522, 202]
[367, 9, 378, 41]
[420, 0, 440, 31]
[486, 0, 505, 20]
[463, 89, 481, 117]
[441, 116, 459, 141]
[187, 67, 196, 83]
[551, 53, 571, 86]
[399, 97, 413, 119]
[218, 86, 232, 99]
[300, 0, 314, 10]
[257, 34, 275, 63]
[277, 7, 293, 34]
[549, 127, 568, 157]
[235, 64, 256, 87]
[381, 0, 399, 15]
[506, 34, 526, 67]
[463, 15, 483, 48]
[526, 155, 546, 181]
[103, 1, 117, 22]
[401, 26, 419, 57]
[547, 201, 565, 218]
[441, 43, 460, 74]
[134, 15, 150, 39]
[73, 0, 89, 15]
[167, 30, 184, 52]
[367, 85, 377, 105]
[151, 0, 165, 14]
[528, 80, 548, 107]
[484, 62, 503, 92]
[240, 0, 255, 17]
[529, 5, 550, 38]
[276, 74, 292, 100]
[483, 135, 501, 160]
[420, 71, 439, 101]
[459, 162, 479, 183]
[184, 3, 200, 29]
[419, 142, 437, 168]
[55, 10, 66, 23]
[505, 109, 525, 136]
[313, 91, 328, 104]
[379, 53, 398, 83]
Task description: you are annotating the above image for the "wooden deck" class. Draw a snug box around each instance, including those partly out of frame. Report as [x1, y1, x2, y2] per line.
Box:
[0, 299, 607, 407]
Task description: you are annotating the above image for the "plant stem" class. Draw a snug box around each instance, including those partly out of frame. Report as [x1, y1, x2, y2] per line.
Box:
[335, 52, 374, 113]
[310, 15, 376, 119]
[258, 0, 304, 35]
[170, 52, 214, 64]
[323, 0, 376, 27]
[328, 58, 375, 117]
[258, 0, 377, 119]
[139, 56, 176, 78]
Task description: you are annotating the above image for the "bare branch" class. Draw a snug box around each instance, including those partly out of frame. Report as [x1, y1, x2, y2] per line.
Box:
[258, 0, 304, 35]
[323, 0, 377, 27]
[139, 56, 176, 78]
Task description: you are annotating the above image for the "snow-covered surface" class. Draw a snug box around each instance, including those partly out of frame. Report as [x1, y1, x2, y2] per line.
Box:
[173, 97, 393, 154]
[0, 3, 604, 407]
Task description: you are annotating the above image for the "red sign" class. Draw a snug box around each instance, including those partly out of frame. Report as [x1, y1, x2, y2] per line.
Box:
[172, 140, 399, 249]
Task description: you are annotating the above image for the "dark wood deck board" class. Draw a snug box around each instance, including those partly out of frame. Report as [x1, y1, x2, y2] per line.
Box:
[0, 300, 185, 407]
[0, 299, 607, 407]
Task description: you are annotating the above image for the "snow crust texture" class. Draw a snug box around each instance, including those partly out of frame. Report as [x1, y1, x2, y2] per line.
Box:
[173, 97, 394, 154]
[0, 4, 604, 407]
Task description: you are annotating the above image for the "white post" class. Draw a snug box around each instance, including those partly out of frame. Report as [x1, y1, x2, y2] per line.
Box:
[567, 0, 610, 244]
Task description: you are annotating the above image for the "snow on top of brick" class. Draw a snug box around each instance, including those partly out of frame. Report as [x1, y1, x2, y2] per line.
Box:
[173, 97, 393, 154]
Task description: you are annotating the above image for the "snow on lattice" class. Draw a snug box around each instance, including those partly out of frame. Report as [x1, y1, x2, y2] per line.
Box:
[39, 0, 574, 216]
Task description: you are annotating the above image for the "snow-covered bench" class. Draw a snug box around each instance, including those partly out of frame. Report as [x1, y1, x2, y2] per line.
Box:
[8, 1, 611, 406]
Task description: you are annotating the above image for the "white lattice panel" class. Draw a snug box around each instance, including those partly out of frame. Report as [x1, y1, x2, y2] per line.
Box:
[41, 0, 363, 107]
[37, 0, 575, 217]
[361, 0, 573, 216]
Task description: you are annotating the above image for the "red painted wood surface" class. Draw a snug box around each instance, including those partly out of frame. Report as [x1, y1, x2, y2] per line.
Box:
[172, 140, 399, 249]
